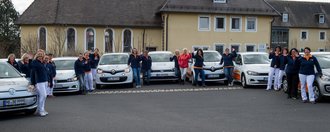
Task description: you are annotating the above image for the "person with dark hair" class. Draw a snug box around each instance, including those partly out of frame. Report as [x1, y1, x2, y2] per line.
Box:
[286, 48, 301, 99]
[141, 50, 152, 85]
[7, 53, 20, 72]
[298, 47, 322, 104]
[128, 48, 142, 88]
[89, 48, 100, 82]
[170, 50, 181, 83]
[44, 55, 55, 97]
[267, 46, 282, 91]
[192, 49, 206, 87]
[220, 48, 237, 86]
[83, 52, 93, 92]
[46, 53, 56, 97]
[278, 47, 289, 89]
[74, 53, 86, 94]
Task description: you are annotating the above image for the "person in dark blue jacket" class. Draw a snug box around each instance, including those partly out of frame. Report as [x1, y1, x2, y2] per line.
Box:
[267, 46, 281, 91]
[74, 53, 85, 94]
[170, 50, 181, 82]
[285, 48, 300, 99]
[18, 53, 32, 81]
[44, 55, 55, 97]
[278, 48, 289, 89]
[128, 48, 142, 88]
[30, 52, 50, 117]
[220, 48, 237, 86]
[89, 48, 100, 80]
[83, 52, 93, 92]
[298, 47, 322, 104]
[141, 50, 152, 85]
[192, 49, 206, 87]
[7, 53, 21, 72]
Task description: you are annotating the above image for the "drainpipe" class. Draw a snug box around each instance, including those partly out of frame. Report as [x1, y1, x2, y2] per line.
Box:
[142, 29, 145, 50]
[166, 14, 169, 51]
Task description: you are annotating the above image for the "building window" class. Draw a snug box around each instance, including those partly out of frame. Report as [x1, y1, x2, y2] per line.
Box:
[246, 17, 257, 32]
[123, 29, 132, 52]
[214, 16, 226, 32]
[230, 44, 240, 52]
[85, 28, 95, 51]
[214, 44, 225, 54]
[319, 14, 325, 24]
[38, 27, 47, 50]
[230, 16, 242, 32]
[258, 44, 266, 52]
[192, 45, 209, 51]
[282, 13, 288, 22]
[320, 31, 326, 41]
[318, 48, 325, 52]
[146, 47, 157, 51]
[245, 44, 256, 52]
[213, 0, 226, 3]
[301, 31, 308, 40]
[67, 28, 76, 52]
[105, 29, 114, 53]
[199, 16, 210, 31]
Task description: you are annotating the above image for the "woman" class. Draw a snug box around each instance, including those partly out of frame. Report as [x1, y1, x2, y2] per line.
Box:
[18, 53, 32, 81]
[90, 48, 100, 81]
[170, 50, 181, 83]
[298, 47, 322, 104]
[192, 49, 206, 87]
[128, 48, 142, 88]
[141, 50, 152, 85]
[46, 54, 56, 97]
[220, 48, 237, 87]
[278, 48, 289, 89]
[178, 48, 192, 85]
[74, 53, 86, 94]
[7, 53, 20, 72]
[285, 48, 300, 99]
[30, 52, 50, 117]
[267, 46, 281, 91]
[83, 52, 94, 92]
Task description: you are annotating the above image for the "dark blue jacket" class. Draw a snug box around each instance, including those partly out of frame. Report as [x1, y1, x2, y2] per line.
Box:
[49, 61, 57, 78]
[7, 60, 21, 72]
[285, 56, 301, 74]
[18, 60, 32, 78]
[30, 60, 49, 85]
[141, 55, 152, 70]
[128, 54, 141, 68]
[298, 55, 322, 75]
[269, 53, 280, 68]
[89, 53, 100, 68]
[192, 53, 204, 67]
[45, 63, 54, 87]
[220, 51, 237, 67]
[170, 56, 179, 68]
[74, 59, 85, 75]
[82, 59, 92, 72]
[279, 55, 288, 70]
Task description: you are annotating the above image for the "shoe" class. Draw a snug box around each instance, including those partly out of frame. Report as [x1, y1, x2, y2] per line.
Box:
[230, 81, 234, 86]
[310, 101, 316, 104]
[287, 96, 291, 99]
[292, 97, 298, 100]
[228, 84, 231, 87]
[202, 84, 207, 87]
[44, 111, 49, 115]
[302, 100, 308, 103]
[265, 88, 271, 91]
[38, 112, 47, 117]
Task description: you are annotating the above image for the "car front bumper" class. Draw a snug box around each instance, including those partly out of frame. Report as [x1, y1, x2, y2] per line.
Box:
[150, 71, 178, 81]
[95, 72, 133, 85]
[245, 75, 269, 85]
[0, 91, 37, 112]
[53, 81, 80, 93]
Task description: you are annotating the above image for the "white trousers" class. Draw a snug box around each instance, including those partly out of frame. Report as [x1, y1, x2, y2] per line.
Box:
[84, 72, 93, 91]
[36, 82, 48, 113]
[92, 69, 97, 80]
[180, 68, 187, 80]
[278, 70, 285, 89]
[299, 74, 315, 101]
[267, 67, 280, 90]
[47, 79, 55, 95]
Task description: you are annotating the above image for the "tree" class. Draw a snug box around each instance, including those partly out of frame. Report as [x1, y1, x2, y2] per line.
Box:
[0, 0, 20, 57]
[48, 26, 66, 57]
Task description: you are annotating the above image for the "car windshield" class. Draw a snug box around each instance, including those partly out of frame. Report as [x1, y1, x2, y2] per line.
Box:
[54, 60, 75, 70]
[99, 54, 129, 65]
[0, 62, 21, 78]
[314, 54, 330, 69]
[204, 52, 221, 62]
[243, 54, 270, 64]
[149, 53, 172, 62]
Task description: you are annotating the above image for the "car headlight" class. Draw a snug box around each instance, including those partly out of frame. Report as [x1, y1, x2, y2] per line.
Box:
[67, 77, 78, 82]
[321, 74, 330, 81]
[97, 69, 103, 74]
[247, 71, 258, 76]
[125, 68, 130, 73]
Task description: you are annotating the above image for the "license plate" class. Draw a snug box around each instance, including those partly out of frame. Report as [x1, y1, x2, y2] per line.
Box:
[3, 99, 25, 106]
[55, 84, 63, 88]
[264, 77, 268, 81]
[157, 74, 168, 77]
[108, 77, 120, 81]
[208, 75, 219, 78]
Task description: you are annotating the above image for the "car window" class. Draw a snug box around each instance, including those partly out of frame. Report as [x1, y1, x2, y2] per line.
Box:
[314, 54, 330, 69]
[204, 52, 221, 62]
[54, 60, 75, 70]
[0, 62, 21, 78]
[99, 54, 129, 65]
[235, 55, 242, 65]
[149, 53, 172, 62]
[243, 54, 270, 64]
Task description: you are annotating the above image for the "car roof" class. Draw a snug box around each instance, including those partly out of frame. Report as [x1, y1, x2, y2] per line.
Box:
[301, 52, 330, 55]
[53, 57, 77, 61]
[149, 51, 173, 54]
[237, 52, 268, 55]
[102, 53, 130, 56]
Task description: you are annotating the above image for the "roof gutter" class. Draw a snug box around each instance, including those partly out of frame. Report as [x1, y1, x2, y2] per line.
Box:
[263, 0, 282, 16]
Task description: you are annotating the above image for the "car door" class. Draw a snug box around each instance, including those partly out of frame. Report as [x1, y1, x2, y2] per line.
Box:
[233, 54, 243, 81]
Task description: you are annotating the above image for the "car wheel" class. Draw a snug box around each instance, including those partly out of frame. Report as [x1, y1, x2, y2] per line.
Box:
[282, 77, 288, 93]
[96, 84, 101, 89]
[313, 83, 322, 102]
[25, 108, 37, 115]
[241, 74, 248, 88]
[127, 83, 134, 88]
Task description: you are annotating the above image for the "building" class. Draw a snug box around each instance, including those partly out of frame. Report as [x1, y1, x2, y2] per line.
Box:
[16, 0, 278, 55]
[269, 0, 330, 52]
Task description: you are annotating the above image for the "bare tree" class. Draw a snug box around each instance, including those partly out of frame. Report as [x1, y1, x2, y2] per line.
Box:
[21, 34, 38, 55]
[49, 26, 66, 57]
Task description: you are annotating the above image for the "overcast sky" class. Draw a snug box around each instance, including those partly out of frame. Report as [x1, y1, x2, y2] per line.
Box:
[11, 0, 330, 14]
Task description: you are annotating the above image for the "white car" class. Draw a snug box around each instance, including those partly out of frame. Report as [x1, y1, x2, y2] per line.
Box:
[0, 62, 37, 115]
[53, 57, 81, 93]
[96, 53, 133, 88]
[189, 50, 226, 84]
[233, 52, 271, 88]
[148, 51, 177, 81]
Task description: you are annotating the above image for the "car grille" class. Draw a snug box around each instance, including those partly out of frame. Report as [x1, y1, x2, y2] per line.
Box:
[55, 80, 68, 83]
[103, 70, 125, 75]
[257, 73, 268, 76]
[100, 76, 128, 82]
[205, 74, 226, 79]
[151, 70, 174, 72]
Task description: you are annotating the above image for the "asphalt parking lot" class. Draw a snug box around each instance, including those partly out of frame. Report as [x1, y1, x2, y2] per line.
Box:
[1, 82, 330, 132]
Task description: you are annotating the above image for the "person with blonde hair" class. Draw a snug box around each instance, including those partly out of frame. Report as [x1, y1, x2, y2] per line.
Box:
[128, 48, 142, 88]
[178, 48, 192, 85]
[18, 53, 33, 81]
[83, 51, 94, 92]
[7, 53, 20, 72]
[89, 48, 100, 82]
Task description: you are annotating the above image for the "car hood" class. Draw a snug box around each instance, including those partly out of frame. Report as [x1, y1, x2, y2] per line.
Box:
[98, 64, 129, 71]
[152, 62, 175, 70]
[55, 70, 75, 80]
[0, 77, 29, 92]
[203, 62, 222, 68]
[244, 64, 270, 73]
[323, 69, 330, 75]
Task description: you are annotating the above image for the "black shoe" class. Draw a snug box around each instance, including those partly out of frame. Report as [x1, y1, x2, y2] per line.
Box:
[287, 96, 291, 99]
[202, 84, 206, 87]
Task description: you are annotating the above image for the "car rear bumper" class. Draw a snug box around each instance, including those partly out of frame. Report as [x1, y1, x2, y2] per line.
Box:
[53, 81, 80, 93]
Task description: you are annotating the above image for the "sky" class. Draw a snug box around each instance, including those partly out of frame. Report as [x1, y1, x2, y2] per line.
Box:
[11, 0, 330, 14]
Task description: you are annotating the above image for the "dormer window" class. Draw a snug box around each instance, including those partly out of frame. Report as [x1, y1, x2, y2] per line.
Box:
[319, 14, 325, 24]
[214, 0, 226, 3]
[282, 13, 288, 22]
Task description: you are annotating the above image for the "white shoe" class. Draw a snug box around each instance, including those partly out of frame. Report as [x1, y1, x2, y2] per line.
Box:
[44, 111, 49, 115]
[39, 111, 47, 117]
[231, 81, 234, 86]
